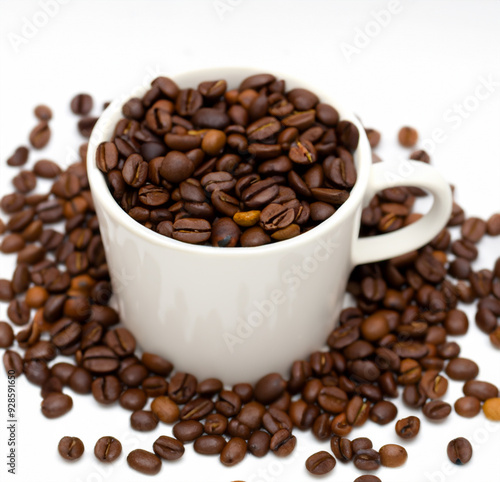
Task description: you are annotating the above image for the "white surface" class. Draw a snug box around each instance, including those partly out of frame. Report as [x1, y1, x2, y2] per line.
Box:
[0, 1, 499, 481]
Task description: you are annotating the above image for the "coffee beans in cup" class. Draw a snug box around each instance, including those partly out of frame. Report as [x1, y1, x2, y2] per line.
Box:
[96, 74, 359, 246]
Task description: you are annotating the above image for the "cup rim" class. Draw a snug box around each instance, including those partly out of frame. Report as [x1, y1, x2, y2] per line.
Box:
[87, 66, 372, 257]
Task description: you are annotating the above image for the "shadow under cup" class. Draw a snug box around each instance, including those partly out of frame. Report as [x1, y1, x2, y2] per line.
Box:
[87, 67, 450, 384]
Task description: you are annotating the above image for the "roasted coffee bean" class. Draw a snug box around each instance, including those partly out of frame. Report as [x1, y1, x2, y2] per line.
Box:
[220, 437, 247, 466]
[141, 352, 173, 376]
[29, 121, 51, 149]
[77, 117, 98, 138]
[463, 380, 498, 401]
[142, 376, 168, 398]
[193, 435, 226, 455]
[58, 436, 84, 460]
[419, 370, 448, 399]
[447, 437, 472, 465]
[331, 436, 353, 462]
[354, 476, 382, 482]
[0, 280, 14, 301]
[353, 449, 381, 471]
[475, 308, 497, 334]
[254, 373, 286, 404]
[7, 146, 29, 166]
[3, 350, 23, 377]
[445, 358, 479, 381]
[173, 420, 204, 442]
[153, 435, 185, 461]
[130, 410, 158, 431]
[94, 436, 122, 463]
[270, 428, 296, 457]
[0, 322, 14, 348]
[398, 126, 418, 147]
[71, 94, 93, 115]
[82, 346, 119, 373]
[370, 400, 397, 425]
[151, 396, 180, 423]
[41, 392, 73, 418]
[395, 415, 420, 439]
[422, 400, 452, 420]
[13, 171, 37, 193]
[92, 375, 121, 404]
[127, 449, 161, 475]
[119, 388, 147, 411]
[248, 430, 271, 457]
[454, 396, 481, 418]
[379, 444, 407, 467]
[305, 451, 336, 475]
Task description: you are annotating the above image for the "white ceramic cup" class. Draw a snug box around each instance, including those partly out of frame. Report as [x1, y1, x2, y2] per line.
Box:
[87, 67, 452, 384]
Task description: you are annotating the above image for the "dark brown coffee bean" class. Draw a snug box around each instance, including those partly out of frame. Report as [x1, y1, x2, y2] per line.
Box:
[94, 436, 122, 463]
[13, 171, 37, 193]
[461, 217, 486, 243]
[444, 309, 469, 335]
[270, 428, 296, 457]
[423, 400, 452, 420]
[141, 352, 173, 376]
[395, 416, 420, 439]
[7, 146, 29, 166]
[220, 437, 246, 466]
[41, 392, 73, 418]
[463, 380, 498, 400]
[247, 430, 270, 457]
[0, 322, 14, 348]
[127, 449, 162, 475]
[3, 350, 23, 377]
[194, 435, 226, 455]
[172, 420, 204, 442]
[379, 444, 407, 467]
[454, 396, 481, 418]
[369, 400, 397, 425]
[0, 280, 14, 301]
[130, 410, 158, 431]
[7, 299, 30, 326]
[445, 358, 479, 381]
[29, 121, 51, 149]
[58, 436, 84, 460]
[254, 373, 286, 404]
[153, 435, 185, 461]
[353, 448, 381, 471]
[330, 435, 353, 462]
[447, 437, 472, 465]
[70, 93, 93, 115]
[354, 476, 382, 482]
[82, 346, 119, 373]
[1, 192, 25, 214]
[305, 451, 336, 475]
[77, 117, 98, 138]
[419, 370, 448, 399]
[92, 375, 121, 404]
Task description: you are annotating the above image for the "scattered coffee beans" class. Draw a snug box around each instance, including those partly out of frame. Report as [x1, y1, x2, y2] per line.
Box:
[1, 89, 499, 479]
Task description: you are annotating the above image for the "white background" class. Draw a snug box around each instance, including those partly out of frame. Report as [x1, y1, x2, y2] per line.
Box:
[1, 1, 500, 481]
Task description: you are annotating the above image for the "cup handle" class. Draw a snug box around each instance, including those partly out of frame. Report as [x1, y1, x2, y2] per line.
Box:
[351, 160, 453, 266]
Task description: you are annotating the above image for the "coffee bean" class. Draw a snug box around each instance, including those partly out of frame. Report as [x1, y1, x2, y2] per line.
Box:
[248, 430, 271, 457]
[305, 451, 336, 475]
[153, 435, 185, 460]
[7, 146, 29, 167]
[0, 322, 14, 348]
[422, 400, 451, 420]
[395, 416, 420, 439]
[13, 171, 37, 193]
[487, 213, 500, 235]
[254, 373, 286, 404]
[463, 380, 498, 401]
[29, 121, 51, 149]
[71, 94, 93, 115]
[419, 370, 448, 399]
[447, 437, 472, 465]
[193, 435, 226, 455]
[129, 410, 158, 431]
[445, 358, 479, 381]
[353, 448, 381, 471]
[483, 398, 500, 420]
[92, 375, 121, 404]
[220, 437, 246, 466]
[151, 396, 179, 423]
[398, 126, 418, 147]
[379, 444, 407, 468]
[461, 217, 486, 243]
[94, 436, 122, 463]
[354, 476, 382, 482]
[454, 395, 481, 418]
[270, 428, 296, 457]
[77, 117, 98, 138]
[444, 309, 469, 335]
[369, 400, 397, 425]
[127, 449, 162, 475]
[141, 352, 173, 376]
[33, 159, 61, 179]
[173, 420, 204, 442]
[41, 392, 73, 418]
[58, 436, 84, 460]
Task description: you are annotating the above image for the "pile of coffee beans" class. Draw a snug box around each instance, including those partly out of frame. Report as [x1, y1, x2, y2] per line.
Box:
[1, 85, 499, 480]
[96, 74, 359, 246]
